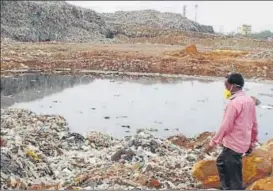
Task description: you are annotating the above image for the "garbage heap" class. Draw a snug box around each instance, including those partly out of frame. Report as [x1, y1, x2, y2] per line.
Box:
[1, 108, 272, 190]
[0, 108, 217, 190]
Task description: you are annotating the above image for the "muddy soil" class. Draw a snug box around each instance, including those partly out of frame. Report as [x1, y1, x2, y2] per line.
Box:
[1, 42, 273, 80]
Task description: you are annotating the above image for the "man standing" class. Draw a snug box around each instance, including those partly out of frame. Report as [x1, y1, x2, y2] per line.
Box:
[204, 73, 258, 190]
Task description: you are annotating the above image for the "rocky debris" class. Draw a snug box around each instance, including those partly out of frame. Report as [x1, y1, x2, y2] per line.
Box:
[125, 30, 273, 51]
[240, 149, 272, 187]
[260, 139, 273, 166]
[192, 160, 220, 188]
[1, 108, 224, 190]
[166, 44, 199, 58]
[87, 131, 119, 149]
[111, 149, 136, 162]
[168, 134, 192, 149]
[212, 49, 248, 57]
[192, 148, 273, 189]
[246, 50, 273, 60]
[184, 44, 199, 54]
[168, 132, 215, 151]
[170, 46, 249, 59]
[191, 132, 216, 150]
[247, 175, 273, 190]
[167, 44, 200, 58]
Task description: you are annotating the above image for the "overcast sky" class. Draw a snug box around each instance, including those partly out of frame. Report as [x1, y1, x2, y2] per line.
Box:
[67, 1, 273, 33]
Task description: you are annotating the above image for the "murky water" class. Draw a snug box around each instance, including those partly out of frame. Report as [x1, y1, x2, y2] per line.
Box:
[1, 74, 273, 142]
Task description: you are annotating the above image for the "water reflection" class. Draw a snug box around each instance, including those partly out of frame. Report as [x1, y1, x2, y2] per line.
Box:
[1, 74, 273, 142]
[1, 74, 95, 107]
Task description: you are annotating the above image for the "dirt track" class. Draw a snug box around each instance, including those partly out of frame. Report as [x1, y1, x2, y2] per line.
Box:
[1, 41, 273, 80]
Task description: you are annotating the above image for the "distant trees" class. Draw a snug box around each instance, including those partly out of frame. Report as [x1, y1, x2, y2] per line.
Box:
[226, 30, 273, 40]
[249, 30, 273, 40]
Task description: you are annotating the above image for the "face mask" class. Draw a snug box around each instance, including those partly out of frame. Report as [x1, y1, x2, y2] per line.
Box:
[224, 85, 233, 99]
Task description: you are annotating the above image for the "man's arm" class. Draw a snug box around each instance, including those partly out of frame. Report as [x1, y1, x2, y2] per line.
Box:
[209, 101, 237, 147]
[251, 106, 258, 147]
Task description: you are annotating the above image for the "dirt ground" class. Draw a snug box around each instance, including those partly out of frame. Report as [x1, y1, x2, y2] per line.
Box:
[1, 35, 273, 80]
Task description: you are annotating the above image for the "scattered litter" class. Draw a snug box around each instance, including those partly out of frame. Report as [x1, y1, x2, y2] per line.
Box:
[0, 108, 222, 190]
[1, 108, 271, 190]
[116, 116, 128, 119]
[260, 105, 273, 110]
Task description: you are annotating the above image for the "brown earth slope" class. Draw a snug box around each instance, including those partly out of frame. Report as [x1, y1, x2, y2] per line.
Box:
[1, 36, 273, 80]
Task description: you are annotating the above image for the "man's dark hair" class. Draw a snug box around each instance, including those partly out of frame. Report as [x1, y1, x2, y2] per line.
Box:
[226, 73, 244, 89]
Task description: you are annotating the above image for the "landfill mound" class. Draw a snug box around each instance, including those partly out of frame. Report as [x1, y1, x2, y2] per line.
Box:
[1, 1, 214, 43]
[0, 1, 113, 43]
[1, 108, 221, 190]
[102, 10, 214, 38]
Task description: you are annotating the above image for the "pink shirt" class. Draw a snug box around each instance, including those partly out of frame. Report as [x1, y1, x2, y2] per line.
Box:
[209, 91, 258, 154]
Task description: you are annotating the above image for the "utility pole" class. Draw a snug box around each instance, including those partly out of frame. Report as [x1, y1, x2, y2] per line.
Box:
[220, 25, 224, 34]
[194, 4, 198, 22]
[183, 5, 187, 18]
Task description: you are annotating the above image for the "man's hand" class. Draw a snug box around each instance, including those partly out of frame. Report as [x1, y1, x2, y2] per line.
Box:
[245, 148, 252, 155]
[245, 142, 259, 155]
[203, 144, 213, 154]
